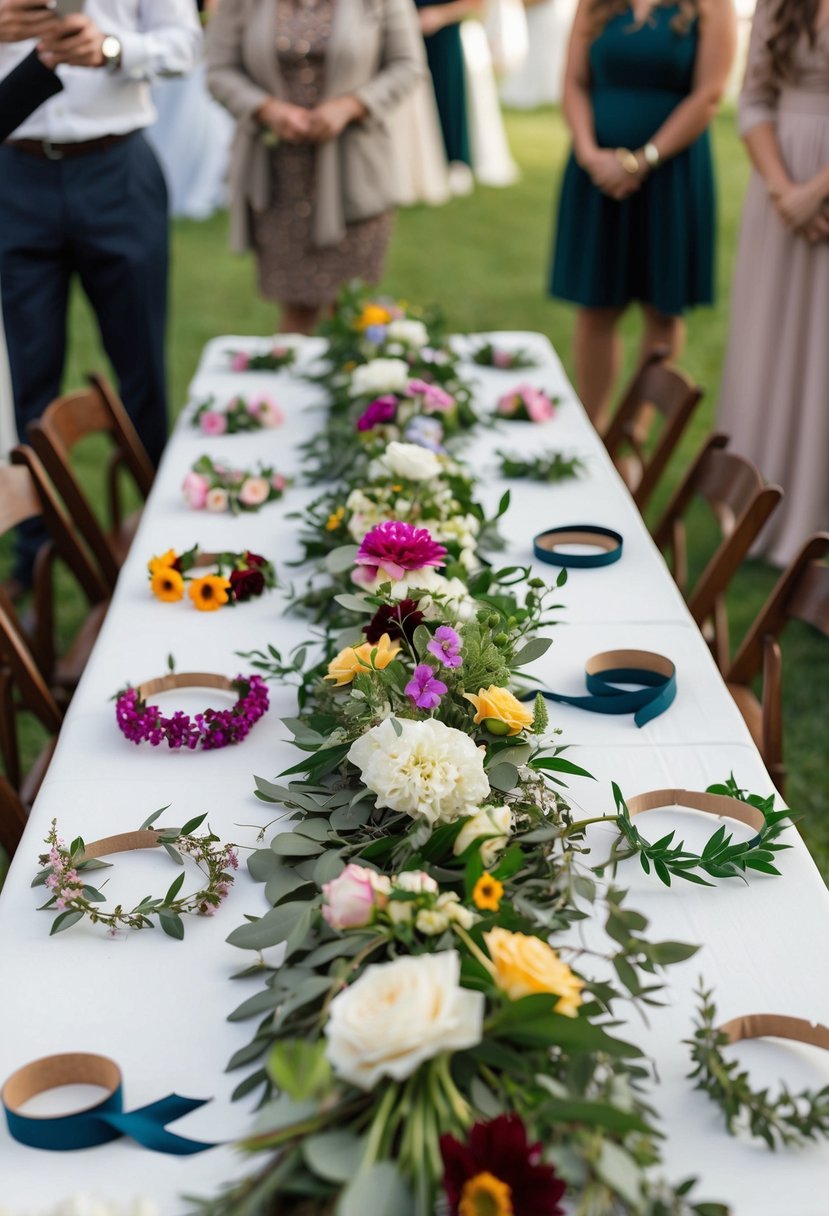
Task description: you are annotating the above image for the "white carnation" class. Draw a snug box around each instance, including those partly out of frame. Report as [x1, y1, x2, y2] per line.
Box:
[386, 319, 430, 349]
[350, 358, 410, 397]
[371, 441, 442, 483]
[454, 805, 514, 867]
[324, 951, 484, 1089]
[416, 908, 450, 936]
[348, 718, 490, 826]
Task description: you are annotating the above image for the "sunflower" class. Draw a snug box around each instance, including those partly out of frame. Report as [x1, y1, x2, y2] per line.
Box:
[148, 548, 179, 576]
[188, 574, 231, 612]
[150, 567, 185, 603]
[472, 873, 504, 913]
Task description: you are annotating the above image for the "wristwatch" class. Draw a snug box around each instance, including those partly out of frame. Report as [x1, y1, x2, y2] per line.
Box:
[644, 141, 661, 169]
[101, 34, 123, 73]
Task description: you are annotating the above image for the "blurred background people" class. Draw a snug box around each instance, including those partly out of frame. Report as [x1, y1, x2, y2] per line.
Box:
[416, 0, 482, 192]
[0, 0, 201, 597]
[460, 14, 519, 186]
[717, 0, 829, 567]
[500, 0, 578, 108]
[549, 0, 736, 428]
[206, 0, 424, 336]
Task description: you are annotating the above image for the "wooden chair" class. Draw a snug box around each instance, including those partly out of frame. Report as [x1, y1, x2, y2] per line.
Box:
[26, 372, 155, 591]
[0, 596, 63, 810]
[1, 446, 110, 697]
[0, 775, 28, 860]
[652, 433, 783, 672]
[603, 347, 704, 511]
[726, 534, 829, 796]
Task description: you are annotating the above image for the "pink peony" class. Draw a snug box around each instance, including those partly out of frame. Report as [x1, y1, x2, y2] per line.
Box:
[322, 864, 379, 930]
[182, 470, 209, 510]
[239, 477, 270, 507]
[407, 379, 455, 413]
[355, 520, 447, 582]
[230, 351, 250, 372]
[357, 395, 398, 432]
[200, 410, 228, 436]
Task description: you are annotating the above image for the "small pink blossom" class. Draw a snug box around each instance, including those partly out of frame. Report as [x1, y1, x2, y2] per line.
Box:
[206, 487, 229, 513]
[408, 379, 455, 413]
[271, 473, 287, 493]
[55, 898, 67, 911]
[322, 864, 378, 930]
[182, 470, 209, 510]
[492, 349, 512, 369]
[248, 394, 284, 428]
[230, 351, 250, 372]
[239, 476, 270, 507]
[199, 410, 228, 436]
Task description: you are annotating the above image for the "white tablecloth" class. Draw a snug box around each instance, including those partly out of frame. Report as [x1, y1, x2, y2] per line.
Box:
[0, 333, 827, 1214]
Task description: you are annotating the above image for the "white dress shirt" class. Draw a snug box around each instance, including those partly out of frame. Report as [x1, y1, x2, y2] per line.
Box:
[0, 0, 202, 142]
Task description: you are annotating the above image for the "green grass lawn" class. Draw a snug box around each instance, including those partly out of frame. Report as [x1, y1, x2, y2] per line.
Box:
[2, 105, 827, 887]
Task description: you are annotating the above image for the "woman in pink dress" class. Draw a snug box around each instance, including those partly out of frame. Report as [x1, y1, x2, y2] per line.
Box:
[718, 0, 829, 566]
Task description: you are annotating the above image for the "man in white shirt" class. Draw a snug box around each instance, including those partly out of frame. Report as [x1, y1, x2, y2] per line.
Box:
[0, 0, 201, 593]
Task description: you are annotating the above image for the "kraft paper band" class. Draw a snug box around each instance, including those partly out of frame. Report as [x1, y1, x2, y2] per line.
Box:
[529, 649, 677, 728]
[136, 672, 235, 700]
[534, 525, 623, 569]
[626, 789, 766, 836]
[2, 1053, 215, 1154]
[719, 1015, 829, 1053]
[78, 829, 165, 863]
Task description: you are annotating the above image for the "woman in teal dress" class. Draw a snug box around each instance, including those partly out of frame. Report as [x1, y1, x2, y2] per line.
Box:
[550, 0, 736, 427]
[416, 0, 482, 172]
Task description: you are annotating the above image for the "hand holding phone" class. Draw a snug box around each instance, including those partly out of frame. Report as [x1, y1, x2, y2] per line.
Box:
[53, 0, 86, 15]
[0, 0, 62, 44]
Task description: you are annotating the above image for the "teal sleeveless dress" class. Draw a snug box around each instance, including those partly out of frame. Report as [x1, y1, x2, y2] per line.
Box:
[550, 4, 715, 316]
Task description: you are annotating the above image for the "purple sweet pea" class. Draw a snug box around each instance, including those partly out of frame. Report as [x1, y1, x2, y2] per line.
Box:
[405, 664, 448, 711]
[357, 395, 399, 432]
[364, 324, 388, 344]
[427, 625, 463, 669]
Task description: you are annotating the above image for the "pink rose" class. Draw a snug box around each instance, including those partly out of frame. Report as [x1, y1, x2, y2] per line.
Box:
[248, 394, 284, 429]
[206, 487, 229, 513]
[492, 349, 512, 369]
[239, 476, 270, 507]
[230, 351, 250, 372]
[200, 410, 228, 436]
[182, 470, 209, 510]
[322, 864, 379, 930]
[271, 472, 287, 493]
[523, 386, 555, 423]
[496, 390, 519, 418]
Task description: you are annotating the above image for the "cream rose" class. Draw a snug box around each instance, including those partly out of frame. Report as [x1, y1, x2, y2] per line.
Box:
[351, 358, 410, 398]
[348, 718, 490, 827]
[454, 805, 514, 867]
[373, 441, 442, 483]
[386, 319, 429, 349]
[324, 951, 484, 1089]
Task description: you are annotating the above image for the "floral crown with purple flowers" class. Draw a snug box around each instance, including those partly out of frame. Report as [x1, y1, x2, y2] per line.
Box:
[115, 670, 269, 751]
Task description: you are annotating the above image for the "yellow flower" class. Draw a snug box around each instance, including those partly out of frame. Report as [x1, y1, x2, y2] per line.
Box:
[356, 303, 392, 331]
[150, 567, 185, 603]
[459, 1172, 513, 1216]
[188, 573, 231, 612]
[484, 927, 584, 1017]
[472, 873, 504, 913]
[326, 506, 346, 532]
[464, 686, 534, 736]
[324, 633, 401, 687]
[148, 549, 178, 576]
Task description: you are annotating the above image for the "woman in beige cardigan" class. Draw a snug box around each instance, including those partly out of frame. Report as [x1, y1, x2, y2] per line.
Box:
[207, 0, 425, 333]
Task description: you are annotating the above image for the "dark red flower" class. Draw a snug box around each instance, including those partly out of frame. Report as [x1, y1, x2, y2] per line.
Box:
[243, 551, 267, 569]
[229, 566, 266, 602]
[362, 598, 424, 645]
[440, 1115, 566, 1216]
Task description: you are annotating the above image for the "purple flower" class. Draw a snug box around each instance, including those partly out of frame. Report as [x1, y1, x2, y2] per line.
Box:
[404, 415, 445, 453]
[354, 520, 447, 582]
[364, 324, 388, 344]
[405, 664, 448, 710]
[357, 395, 398, 432]
[427, 625, 463, 669]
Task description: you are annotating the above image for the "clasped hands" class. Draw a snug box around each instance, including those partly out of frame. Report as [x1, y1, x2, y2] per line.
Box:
[0, 0, 106, 67]
[258, 95, 366, 145]
[580, 145, 648, 201]
[769, 176, 829, 245]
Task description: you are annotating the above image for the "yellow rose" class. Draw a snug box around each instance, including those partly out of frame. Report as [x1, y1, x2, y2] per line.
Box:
[324, 633, 400, 687]
[356, 304, 392, 331]
[464, 685, 533, 736]
[484, 927, 584, 1017]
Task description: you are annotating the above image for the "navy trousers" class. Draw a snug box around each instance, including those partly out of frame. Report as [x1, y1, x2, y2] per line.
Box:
[0, 132, 169, 582]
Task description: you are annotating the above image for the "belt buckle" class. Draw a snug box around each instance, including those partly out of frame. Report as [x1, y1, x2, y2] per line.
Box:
[42, 139, 64, 161]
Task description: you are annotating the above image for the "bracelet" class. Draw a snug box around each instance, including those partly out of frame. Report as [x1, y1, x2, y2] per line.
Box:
[533, 525, 623, 569]
[2, 1054, 216, 1154]
[615, 147, 641, 175]
[147, 547, 276, 610]
[33, 812, 240, 937]
[115, 671, 269, 750]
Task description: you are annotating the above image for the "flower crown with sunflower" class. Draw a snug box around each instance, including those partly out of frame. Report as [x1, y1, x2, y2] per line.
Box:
[147, 546, 276, 612]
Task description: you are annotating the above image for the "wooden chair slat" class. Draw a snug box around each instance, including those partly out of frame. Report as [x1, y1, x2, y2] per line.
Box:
[0, 774, 27, 859]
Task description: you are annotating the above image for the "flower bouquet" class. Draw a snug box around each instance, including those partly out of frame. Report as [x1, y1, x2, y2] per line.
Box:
[182, 456, 287, 515]
[191, 393, 284, 435]
[317, 281, 454, 375]
[496, 385, 558, 424]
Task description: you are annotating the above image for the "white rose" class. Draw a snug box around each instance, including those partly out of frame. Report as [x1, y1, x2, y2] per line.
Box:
[349, 718, 490, 827]
[350, 358, 410, 397]
[386, 319, 429, 349]
[324, 951, 484, 1089]
[454, 805, 514, 867]
[374, 441, 442, 483]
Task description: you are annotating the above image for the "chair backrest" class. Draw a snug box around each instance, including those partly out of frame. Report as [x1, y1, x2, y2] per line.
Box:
[26, 373, 154, 589]
[603, 347, 704, 511]
[727, 534, 829, 686]
[0, 597, 63, 794]
[652, 432, 783, 670]
[0, 774, 27, 859]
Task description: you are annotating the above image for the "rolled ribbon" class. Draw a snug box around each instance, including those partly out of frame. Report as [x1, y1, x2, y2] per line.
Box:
[2, 1054, 216, 1154]
[529, 649, 676, 728]
[626, 787, 765, 847]
[534, 525, 623, 569]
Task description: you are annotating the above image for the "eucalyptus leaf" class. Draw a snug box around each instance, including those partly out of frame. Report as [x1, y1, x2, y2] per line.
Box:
[303, 1129, 367, 1183]
[267, 1039, 332, 1102]
[271, 833, 325, 859]
[325, 544, 360, 575]
[226, 901, 309, 950]
[336, 1162, 414, 1216]
[511, 637, 553, 666]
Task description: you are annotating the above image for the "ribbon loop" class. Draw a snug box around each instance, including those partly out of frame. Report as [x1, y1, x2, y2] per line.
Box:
[534, 525, 623, 569]
[529, 649, 676, 727]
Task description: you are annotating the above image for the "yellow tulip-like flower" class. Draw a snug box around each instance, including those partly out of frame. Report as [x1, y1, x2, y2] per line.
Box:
[188, 573, 231, 612]
[484, 927, 584, 1017]
[148, 549, 179, 576]
[150, 566, 185, 603]
[472, 873, 504, 913]
[356, 303, 392, 331]
[324, 633, 401, 687]
[464, 686, 534, 736]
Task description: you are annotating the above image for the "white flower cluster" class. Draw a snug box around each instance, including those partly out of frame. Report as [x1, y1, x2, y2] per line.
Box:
[385, 319, 429, 350]
[454, 804, 514, 867]
[350, 358, 410, 397]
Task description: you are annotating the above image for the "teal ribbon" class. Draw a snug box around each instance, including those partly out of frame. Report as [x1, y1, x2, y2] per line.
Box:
[526, 651, 676, 728]
[3, 1056, 216, 1155]
[534, 525, 623, 569]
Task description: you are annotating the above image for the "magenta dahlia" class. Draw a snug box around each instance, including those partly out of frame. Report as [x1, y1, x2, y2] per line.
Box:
[356, 395, 398, 432]
[440, 1114, 566, 1216]
[354, 521, 447, 582]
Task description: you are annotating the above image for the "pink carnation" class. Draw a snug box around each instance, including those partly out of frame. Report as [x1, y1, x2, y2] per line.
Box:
[355, 520, 447, 582]
[230, 351, 250, 372]
[407, 379, 455, 413]
[199, 410, 228, 436]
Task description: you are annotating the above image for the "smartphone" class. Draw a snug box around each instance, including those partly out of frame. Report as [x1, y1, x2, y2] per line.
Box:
[53, 0, 86, 16]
